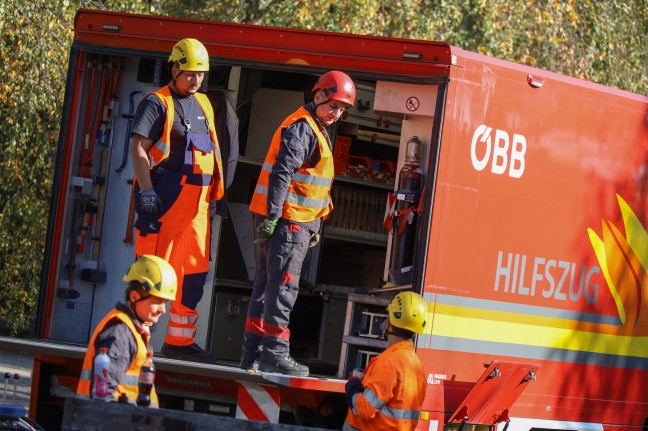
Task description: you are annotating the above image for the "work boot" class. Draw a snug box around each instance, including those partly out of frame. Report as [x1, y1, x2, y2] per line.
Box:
[160, 343, 215, 363]
[240, 359, 259, 372]
[260, 355, 309, 377]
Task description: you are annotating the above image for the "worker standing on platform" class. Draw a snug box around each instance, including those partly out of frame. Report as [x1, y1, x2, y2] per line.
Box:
[343, 291, 428, 431]
[76, 255, 177, 407]
[130, 38, 224, 362]
[240, 71, 356, 377]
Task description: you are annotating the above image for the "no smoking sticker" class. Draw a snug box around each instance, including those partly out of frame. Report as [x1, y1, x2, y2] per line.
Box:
[406, 96, 420, 112]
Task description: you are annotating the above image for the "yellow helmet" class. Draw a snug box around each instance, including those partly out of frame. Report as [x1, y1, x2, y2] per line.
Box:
[168, 38, 210, 72]
[387, 291, 427, 334]
[123, 255, 177, 301]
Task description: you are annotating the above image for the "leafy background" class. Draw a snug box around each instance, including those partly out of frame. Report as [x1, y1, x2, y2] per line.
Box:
[1, 0, 646, 335]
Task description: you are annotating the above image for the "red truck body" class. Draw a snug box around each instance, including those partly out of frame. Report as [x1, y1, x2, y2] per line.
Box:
[11, 8, 646, 431]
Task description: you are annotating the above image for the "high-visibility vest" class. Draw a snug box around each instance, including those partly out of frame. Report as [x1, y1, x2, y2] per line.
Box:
[147, 85, 224, 201]
[249, 106, 334, 222]
[77, 309, 159, 408]
[344, 341, 426, 431]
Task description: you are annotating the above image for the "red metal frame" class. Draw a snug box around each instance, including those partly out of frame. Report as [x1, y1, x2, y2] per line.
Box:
[73, 9, 451, 79]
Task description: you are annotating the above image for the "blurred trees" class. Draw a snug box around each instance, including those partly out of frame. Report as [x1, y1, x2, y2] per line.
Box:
[0, 0, 646, 335]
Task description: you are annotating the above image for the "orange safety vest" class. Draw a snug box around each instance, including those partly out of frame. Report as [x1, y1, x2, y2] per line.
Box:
[76, 309, 159, 408]
[249, 106, 334, 222]
[344, 340, 426, 431]
[147, 85, 224, 201]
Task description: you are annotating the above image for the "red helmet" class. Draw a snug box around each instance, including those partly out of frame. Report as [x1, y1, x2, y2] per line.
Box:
[311, 71, 356, 106]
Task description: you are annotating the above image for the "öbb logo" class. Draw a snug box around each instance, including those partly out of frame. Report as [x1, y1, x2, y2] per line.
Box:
[470, 125, 527, 178]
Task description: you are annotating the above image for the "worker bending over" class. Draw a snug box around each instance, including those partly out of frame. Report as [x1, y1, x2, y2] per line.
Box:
[343, 291, 428, 431]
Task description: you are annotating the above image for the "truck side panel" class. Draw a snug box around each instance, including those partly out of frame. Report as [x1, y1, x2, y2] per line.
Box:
[419, 49, 648, 427]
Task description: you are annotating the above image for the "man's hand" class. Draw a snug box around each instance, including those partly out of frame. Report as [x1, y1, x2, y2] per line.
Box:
[139, 187, 163, 214]
[345, 377, 364, 409]
[350, 368, 365, 381]
[309, 232, 320, 248]
[209, 201, 218, 218]
[257, 218, 278, 240]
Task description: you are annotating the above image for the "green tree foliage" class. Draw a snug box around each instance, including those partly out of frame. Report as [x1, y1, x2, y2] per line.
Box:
[0, 1, 75, 335]
[0, 0, 646, 335]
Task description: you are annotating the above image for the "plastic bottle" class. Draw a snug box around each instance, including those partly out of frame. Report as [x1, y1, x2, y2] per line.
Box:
[93, 347, 110, 400]
[136, 351, 155, 407]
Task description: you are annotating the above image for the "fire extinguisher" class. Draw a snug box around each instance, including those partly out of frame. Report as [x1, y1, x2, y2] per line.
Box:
[389, 136, 423, 285]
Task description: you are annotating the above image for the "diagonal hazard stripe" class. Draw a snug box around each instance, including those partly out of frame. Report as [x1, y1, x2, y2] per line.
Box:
[236, 382, 280, 423]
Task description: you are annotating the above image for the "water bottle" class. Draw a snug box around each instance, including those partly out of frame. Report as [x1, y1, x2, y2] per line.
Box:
[93, 347, 110, 400]
[136, 351, 155, 407]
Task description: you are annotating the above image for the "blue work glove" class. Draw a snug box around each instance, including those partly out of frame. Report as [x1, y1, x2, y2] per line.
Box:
[257, 218, 277, 240]
[139, 187, 163, 214]
[345, 377, 364, 409]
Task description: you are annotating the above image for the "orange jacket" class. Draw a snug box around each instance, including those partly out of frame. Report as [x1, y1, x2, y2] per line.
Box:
[249, 106, 334, 222]
[147, 85, 224, 201]
[345, 340, 427, 431]
[77, 309, 159, 408]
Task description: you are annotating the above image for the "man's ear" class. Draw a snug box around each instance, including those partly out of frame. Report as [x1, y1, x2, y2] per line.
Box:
[129, 289, 141, 303]
[313, 90, 324, 104]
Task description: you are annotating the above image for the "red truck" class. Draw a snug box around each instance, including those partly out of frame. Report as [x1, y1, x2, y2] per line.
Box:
[3, 7, 646, 431]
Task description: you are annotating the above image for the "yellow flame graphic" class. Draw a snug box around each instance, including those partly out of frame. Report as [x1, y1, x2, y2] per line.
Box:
[587, 194, 648, 335]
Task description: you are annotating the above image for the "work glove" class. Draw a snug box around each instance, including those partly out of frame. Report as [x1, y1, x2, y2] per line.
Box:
[139, 187, 163, 214]
[309, 232, 320, 248]
[209, 200, 218, 218]
[345, 377, 364, 409]
[257, 218, 278, 240]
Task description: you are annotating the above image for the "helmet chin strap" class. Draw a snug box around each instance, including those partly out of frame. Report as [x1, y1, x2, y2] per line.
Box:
[130, 294, 150, 324]
[380, 319, 395, 340]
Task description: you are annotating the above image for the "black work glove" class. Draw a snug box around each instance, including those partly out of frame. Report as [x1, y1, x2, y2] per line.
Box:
[345, 377, 363, 409]
[139, 187, 163, 214]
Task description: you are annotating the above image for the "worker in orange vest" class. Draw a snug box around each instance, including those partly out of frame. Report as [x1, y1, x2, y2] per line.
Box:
[343, 291, 428, 431]
[241, 71, 356, 376]
[77, 255, 177, 407]
[130, 38, 224, 362]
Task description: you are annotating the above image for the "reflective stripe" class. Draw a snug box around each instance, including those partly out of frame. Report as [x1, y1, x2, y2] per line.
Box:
[292, 172, 332, 187]
[342, 422, 360, 431]
[167, 325, 197, 338]
[151, 140, 170, 167]
[121, 375, 139, 386]
[169, 313, 199, 324]
[285, 191, 329, 209]
[358, 387, 420, 420]
[361, 387, 386, 410]
[255, 184, 269, 197]
[351, 392, 360, 416]
[260, 164, 332, 189]
[255, 183, 328, 209]
[80, 369, 91, 380]
[381, 406, 420, 420]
